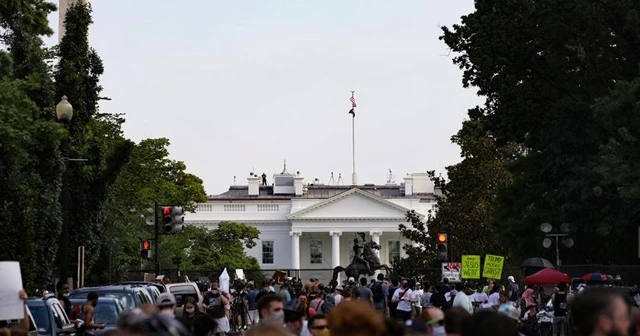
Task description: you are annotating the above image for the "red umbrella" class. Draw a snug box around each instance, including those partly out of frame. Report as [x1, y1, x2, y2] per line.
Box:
[525, 268, 571, 285]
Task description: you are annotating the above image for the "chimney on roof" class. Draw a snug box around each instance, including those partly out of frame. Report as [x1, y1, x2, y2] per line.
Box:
[294, 171, 304, 196]
[412, 172, 434, 194]
[248, 172, 260, 196]
[404, 174, 413, 196]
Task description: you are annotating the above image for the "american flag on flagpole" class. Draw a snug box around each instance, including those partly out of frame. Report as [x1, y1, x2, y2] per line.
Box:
[350, 91, 357, 108]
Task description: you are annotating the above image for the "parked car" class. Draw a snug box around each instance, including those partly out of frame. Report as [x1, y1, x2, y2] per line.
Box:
[69, 297, 124, 336]
[69, 286, 152, 310]
[114, 281, 166, 294]
[115, 283, 161, 303]
[165, 283, 203, 316]
[27, 295, 81, 336]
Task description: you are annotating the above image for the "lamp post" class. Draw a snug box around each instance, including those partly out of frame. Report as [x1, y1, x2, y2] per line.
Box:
[540, 222, 574, 270]
[56, 96, 73, 283]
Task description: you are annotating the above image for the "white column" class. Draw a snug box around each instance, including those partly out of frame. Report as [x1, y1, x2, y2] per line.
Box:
[290, 231, 301, 270]
[370, 231, 382, 257]
[330, 231, 342, 267]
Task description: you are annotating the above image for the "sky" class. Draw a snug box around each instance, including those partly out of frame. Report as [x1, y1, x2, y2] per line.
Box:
[45, 0, 481, 195]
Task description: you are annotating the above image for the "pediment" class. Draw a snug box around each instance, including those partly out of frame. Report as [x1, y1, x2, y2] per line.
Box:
[289, 188, 410, 220]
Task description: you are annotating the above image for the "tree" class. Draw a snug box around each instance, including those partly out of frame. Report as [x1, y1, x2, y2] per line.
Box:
[396, 115, 517, 277]
[89, 138, 207, 283]
[54, 1, 134, 278]
[161, 222, 260, 272]
[441, 0, 640, 264]
[0, 58, 66, 289]
[0, 0, 65, 289]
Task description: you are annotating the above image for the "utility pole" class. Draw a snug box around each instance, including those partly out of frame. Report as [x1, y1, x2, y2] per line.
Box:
[154, 202, 160, 275]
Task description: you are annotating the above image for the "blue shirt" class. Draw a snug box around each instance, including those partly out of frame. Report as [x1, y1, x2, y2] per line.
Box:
[246, 290, 258, 311]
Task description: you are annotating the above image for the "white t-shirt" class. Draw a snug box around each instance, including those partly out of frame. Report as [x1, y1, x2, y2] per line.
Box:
[412, 289, 424, 307]
[488, 292, 500, 306]
[333, 294, 343, 306]
[471, 292, 489, 303]
[392, 288, 414, 312]
[300, 320, 312, 336]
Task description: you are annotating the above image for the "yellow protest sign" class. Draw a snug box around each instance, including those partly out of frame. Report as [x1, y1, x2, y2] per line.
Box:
[483, 254, 505, 279]
[461, 255, 481, 279]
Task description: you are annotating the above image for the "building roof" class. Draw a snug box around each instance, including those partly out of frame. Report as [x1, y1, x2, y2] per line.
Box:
[209, 184, 436, 201]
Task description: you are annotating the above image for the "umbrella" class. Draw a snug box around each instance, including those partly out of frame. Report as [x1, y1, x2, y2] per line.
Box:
[521, 257, 555, 268]
[582, 273, 608, 283]
[524, 268, 570, 285]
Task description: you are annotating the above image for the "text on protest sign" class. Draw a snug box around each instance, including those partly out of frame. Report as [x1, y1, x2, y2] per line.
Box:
[482, 254, 505, 279]
[461, 255, 481, 279]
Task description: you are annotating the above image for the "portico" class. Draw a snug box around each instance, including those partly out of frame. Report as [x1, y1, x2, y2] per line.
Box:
[287, 188, 414, 270]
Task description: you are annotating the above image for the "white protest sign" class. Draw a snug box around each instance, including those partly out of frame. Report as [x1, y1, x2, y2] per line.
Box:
[0, 261, 24, 320]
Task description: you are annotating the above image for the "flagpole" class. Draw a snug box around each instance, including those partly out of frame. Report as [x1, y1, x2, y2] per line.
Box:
[352, 114, 356, 185]
[350, 91, 357, 185]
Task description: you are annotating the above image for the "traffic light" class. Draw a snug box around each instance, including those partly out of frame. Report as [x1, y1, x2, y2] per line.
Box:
[161, 206, 185, 234]
[140, 240, 152, 259]
[436, 233, 448, 261]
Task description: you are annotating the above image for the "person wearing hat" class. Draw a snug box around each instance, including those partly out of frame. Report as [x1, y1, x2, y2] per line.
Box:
[284, 299, 312, 336]
[507, 276, 520, 304]
[157, 292, 178, 317]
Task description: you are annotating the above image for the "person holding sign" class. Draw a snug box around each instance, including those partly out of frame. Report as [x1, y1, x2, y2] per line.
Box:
[0, 289, 30, 336]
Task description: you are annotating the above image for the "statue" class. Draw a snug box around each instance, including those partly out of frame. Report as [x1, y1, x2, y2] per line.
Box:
[351, 233, 370, 271]
[331, 232, 389, 286]
[261, 173, 267, 186]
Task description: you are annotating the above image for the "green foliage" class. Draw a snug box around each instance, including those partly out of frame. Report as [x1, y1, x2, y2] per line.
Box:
[158, 222, 260, 273]
[89, 138, 207, 283]
[0, 58, 66, 289]
[441, 0, 640, 264]
[397, 115, 518, 275]
[0, 0, 65, 290]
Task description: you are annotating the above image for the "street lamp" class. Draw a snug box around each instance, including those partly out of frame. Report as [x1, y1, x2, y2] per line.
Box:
[540, 222, 574, 269]
[56, 95, 73, 284]
[56, 95, 73, 122]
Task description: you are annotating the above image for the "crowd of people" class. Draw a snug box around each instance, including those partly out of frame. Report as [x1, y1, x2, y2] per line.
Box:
[120, 275, 640, 336]
[4, 274, 640, 336]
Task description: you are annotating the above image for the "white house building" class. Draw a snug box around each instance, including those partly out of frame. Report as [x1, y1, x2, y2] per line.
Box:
[186, 166, 437, 282]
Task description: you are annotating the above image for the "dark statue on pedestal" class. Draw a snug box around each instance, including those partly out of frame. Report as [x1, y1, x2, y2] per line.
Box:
[331, 232, 389, 285]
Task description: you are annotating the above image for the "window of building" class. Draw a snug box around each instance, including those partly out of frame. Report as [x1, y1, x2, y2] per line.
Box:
[310, 240, 322, 264]
[262, 241, 274, 264]
[388, 241, 401, 263]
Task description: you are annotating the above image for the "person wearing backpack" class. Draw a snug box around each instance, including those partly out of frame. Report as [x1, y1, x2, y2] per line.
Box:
[371, 273, 388, 315]
[551, 283, 569, 336]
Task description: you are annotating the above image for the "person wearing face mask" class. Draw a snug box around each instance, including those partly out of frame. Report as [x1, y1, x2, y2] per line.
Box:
[203, 282, 230, 336]
[81, 292, 105, 335]
[256, 294, 285, 326]
[56, 280, 73, 318]
[392, 280, 414, 322]
[181, 297, 215, 336]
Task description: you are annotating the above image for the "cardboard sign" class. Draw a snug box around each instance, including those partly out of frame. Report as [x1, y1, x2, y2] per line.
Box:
[461, 255, 481, 279]
[0, 262, 24, 320]
[482, 254, 505, 279]
[441, 262, 462, 282]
